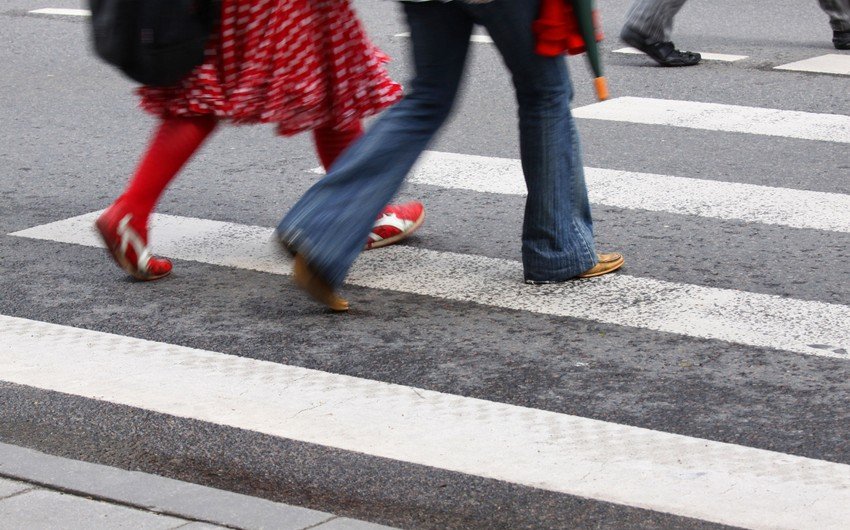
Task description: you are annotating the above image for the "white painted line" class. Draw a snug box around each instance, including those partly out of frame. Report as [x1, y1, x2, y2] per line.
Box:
[613, 47, 747, 62]
[29, 8, 91, 17]
[10, 212, 850, 359]
[394, 32, 493, 44]
[573, 97, 850, 144]
[314, 151, 850, 233]
[2, 314, 850, 530]
[775, 54, 850, 76]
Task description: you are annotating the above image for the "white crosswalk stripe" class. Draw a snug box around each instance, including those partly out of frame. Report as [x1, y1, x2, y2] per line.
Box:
[573, 97, 850, 143]
[10, 211, 850, 359]
[613, 47, 748, 62]
[29, 8, 91, 17]
[394, 32, 494, 44]
[3, 314, 850, 530]
[775, 54, 850, 76]
[392, 151, 850, 233]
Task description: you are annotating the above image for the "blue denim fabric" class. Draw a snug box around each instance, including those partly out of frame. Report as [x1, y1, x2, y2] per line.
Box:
[277, 0, 597, 289]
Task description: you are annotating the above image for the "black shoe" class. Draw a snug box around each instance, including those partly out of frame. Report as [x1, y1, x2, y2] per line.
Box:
[834, 30, 850, 50]
[620, 26, 701, 67]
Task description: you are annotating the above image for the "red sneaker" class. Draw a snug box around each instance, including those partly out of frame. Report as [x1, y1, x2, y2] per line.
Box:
[365, 201, 426, 250]
[95, 203, 173, 281]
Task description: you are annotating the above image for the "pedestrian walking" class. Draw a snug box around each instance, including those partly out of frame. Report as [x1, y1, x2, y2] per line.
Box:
[820, 0, 850, 48]
[95, 0, 426, 281]
[275, 0, 624, 312]
[620, 0, 850, 67]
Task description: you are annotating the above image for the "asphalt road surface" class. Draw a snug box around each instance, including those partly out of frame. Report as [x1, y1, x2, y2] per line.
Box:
[1, 0, 849, 528]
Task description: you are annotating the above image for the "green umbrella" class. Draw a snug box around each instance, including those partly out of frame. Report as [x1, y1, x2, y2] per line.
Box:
[570, 0, 609, 100]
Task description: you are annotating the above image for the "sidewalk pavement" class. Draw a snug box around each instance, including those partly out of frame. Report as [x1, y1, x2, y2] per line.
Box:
[0, 442, 395, 530]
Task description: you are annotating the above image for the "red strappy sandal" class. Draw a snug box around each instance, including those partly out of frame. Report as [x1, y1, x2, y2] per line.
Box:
[95, 204, 173, 281]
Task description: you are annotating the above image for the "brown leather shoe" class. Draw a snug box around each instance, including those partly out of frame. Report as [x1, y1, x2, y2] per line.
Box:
[577, 252, 625, 278]
[292, 254, 349, 312]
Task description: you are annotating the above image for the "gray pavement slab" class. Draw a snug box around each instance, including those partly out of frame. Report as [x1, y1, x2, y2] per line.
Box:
[0, 443, 394, 530]
[0, 477, 31, 499]
[0, 488, 190, 530]
[311, 518, 400, 530]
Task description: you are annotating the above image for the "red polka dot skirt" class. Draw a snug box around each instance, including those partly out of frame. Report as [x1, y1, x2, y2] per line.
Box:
[138, 0, 403, 136]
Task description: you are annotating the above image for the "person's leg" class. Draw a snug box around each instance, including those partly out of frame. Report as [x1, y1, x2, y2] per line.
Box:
[818, 0, 850, 48]
[311, 121, 426, 251]
[469, 0, 606, 282]
[96, 115, 218, 280]
[277, 2, 473, 295]
[118, 116, 217, 220]
[312, 122, 364, 171]
[623, 0, 688, 42]
[819, 0, 850, 30]
[620, 0, 700, 66]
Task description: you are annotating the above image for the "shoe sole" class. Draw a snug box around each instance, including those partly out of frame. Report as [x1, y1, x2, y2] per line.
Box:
[365, 209, 426, 250]
[94, 220, 171, 282]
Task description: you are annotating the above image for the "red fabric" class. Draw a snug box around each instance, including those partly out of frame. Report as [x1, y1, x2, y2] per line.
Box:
[138, 0, 402, 136]
[533, 0, 604, 57]
[117, 116, 218, 236]
[312, 122, 364, 171]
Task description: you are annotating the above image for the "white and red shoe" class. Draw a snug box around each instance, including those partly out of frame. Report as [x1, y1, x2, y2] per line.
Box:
[365, 201, 426, 250]
[95, 203, 173, 281]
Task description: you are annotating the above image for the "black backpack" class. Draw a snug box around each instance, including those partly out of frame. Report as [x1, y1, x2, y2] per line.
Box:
[89, 0, 219, 86]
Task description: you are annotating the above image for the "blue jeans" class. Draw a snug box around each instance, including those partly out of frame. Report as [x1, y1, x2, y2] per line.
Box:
[277, 0, 597, 288]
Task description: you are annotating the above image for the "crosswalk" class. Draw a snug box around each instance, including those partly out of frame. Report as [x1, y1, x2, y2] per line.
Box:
[4, 6, 850, 529]
[6, 91, 850, 526]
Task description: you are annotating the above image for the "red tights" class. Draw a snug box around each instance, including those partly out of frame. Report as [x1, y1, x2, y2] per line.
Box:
[312, 121, 364, 171]
[114, 116, 364, 237]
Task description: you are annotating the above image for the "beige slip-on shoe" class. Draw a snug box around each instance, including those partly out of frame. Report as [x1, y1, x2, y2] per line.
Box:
[292, 254, 349, 312]
[577, 252, 625, 278]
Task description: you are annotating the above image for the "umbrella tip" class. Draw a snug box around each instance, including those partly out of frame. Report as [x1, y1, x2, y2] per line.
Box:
[594, 77, 609, 101]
